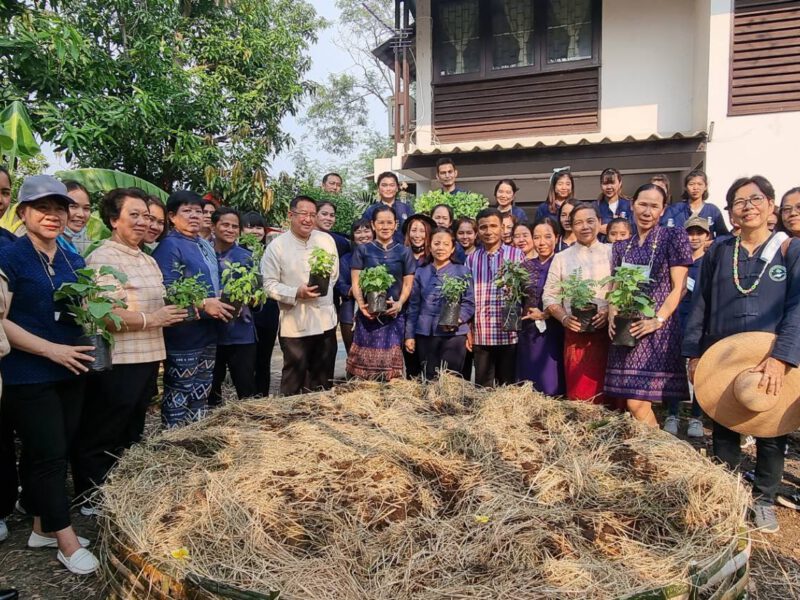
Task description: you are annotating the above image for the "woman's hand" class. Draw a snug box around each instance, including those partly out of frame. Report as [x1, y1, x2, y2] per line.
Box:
[563, 315, 582, 333]
[751, 357, 788, 396]
[630, 317, 662, 339]
[358, 301, 375, 320]
[384, 297, 403, 317]
[687, 357, 700, 384]
[150, 305, 188, 328]
[48, 342, 94, 375]
[404, 339, 415, 353]
[203, 298, 234, 322]
[591, 308, 608, 328]
[522, 308, 547, 321]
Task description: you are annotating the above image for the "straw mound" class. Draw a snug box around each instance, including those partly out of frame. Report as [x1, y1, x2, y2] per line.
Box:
[102, 375, 749, 599]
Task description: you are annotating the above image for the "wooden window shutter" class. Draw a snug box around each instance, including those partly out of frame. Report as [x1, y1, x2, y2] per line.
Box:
[729, 0, 800, 115]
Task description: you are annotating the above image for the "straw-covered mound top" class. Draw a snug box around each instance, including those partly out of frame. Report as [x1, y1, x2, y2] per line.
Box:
[102, 375, 749, 599]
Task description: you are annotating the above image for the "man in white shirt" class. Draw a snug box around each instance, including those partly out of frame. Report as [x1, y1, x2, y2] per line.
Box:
[262, 196, 339, 395]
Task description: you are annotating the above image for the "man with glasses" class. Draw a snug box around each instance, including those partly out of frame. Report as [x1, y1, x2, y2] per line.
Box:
[262, 196, 339, 395]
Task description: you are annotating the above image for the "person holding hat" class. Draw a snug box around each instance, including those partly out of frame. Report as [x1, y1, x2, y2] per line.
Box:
[683, 175, 800, 534]
[347, 204, 416, 380]
[362, 172, 413, 244]
[153, 190, 234, 427]
[0, 175, 99, 574]
[664, 215, 711, 438]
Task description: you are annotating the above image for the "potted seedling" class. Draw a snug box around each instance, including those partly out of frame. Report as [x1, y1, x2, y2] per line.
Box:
[54, 266, 129, 372]
[359, 264, 396, 315]
[221, 262, 267, 317]
[238, 233, 265, 287]
[307, 247, 336, 297]
[601, 266, 656, 347]
[556, 268, 599, 332]
[164, 270, 211, 322]
[495, 260, 529, 332]
[438, 274, 470, 328]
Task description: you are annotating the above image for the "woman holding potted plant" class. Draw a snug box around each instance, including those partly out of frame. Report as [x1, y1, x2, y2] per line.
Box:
[543, 203, 612, 405]
[153, 190, 234, 427]
[74, 188, 187, 516]
[404, 228, 474, 379]
[0, 175, 99, 574]
[605, 184, 693, 426]
[517, 219, 565, 396]
[210, 207, 259, 406]
[347, 205, 416, 380]
[336, 219, 374, 354]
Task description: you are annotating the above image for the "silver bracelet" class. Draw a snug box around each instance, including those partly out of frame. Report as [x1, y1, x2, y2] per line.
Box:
[140, 312, 147, 330]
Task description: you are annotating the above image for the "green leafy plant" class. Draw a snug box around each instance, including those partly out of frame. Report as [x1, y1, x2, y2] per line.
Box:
[221, 262, 266, 306]
[413, 189, 489, 219]
[601, 266, 656, 317]
[53, 266, 129, 345]
[440, 274, 470, 304]
[239, 233, 265, 265]
[494, 260, 529, 306]
[556, 269, 598, 310]
[359, 264, 395, 294]
[164, 270, 210, 310]
[309, 247, 336, 277]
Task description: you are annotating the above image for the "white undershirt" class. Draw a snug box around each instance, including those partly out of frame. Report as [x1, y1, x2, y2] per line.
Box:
[608, 200, 619, 215]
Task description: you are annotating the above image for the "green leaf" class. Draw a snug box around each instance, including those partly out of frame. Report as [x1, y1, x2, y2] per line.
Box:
[54, 169, 168, 201]
[86, 211, 112, 243]
[0, 101, 41, 165]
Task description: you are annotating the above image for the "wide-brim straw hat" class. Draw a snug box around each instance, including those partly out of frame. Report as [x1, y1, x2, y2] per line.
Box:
[695, 331, 800, 437]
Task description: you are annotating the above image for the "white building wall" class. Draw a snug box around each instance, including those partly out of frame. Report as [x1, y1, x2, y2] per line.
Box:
[704, 0, 800, 206]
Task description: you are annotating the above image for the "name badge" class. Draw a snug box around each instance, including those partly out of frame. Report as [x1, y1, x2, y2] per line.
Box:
[687, 277, 695, 292]
[621, 260, 651, 280]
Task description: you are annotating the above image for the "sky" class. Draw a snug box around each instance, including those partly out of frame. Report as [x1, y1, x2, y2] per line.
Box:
[43, 0, 388, 178]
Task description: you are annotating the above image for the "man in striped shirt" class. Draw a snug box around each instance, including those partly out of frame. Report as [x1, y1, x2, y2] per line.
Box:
[466, 208, 525, 387]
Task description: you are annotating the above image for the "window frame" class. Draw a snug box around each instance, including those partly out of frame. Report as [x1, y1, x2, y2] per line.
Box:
[432, 0, 602, 84]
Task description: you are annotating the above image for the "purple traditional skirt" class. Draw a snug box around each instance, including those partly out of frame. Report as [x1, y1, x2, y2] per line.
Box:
[346, 313, 405, 381]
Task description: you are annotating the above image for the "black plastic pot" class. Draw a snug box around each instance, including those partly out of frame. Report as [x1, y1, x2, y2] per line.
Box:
[366, 291, 388, 315]
[308, 273, 330, 297]
[573, 303, 598, 333]
[222, 296, 244, 318]
[612, 314, 640, 347]
[502, 303, 523, 332]
[183, 305, 199, 322]
[438, 300, 461, 328]
[78, 333, 112, 372]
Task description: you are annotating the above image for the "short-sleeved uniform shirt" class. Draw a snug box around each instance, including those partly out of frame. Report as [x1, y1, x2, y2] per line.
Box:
[351, 240, 416, 302]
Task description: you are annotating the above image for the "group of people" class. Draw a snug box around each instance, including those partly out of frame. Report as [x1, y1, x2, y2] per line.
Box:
[0, 158, 798, 581]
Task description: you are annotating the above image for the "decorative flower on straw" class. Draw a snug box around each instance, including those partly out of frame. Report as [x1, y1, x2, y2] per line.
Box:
[170, 547, 191, 560]
[473, 514, 490, 524]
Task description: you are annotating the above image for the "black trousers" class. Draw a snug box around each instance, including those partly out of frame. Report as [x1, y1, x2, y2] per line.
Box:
[341, 322, 354, 355]
[279, 328, 337, 396]
[403, 347, 421, 379]
[210, 343, 258, 406]
[72, 362, 159, 504]
[0, 398, 19, 517]
[4, 379, 85, 532]
[712, 421, 786, 503]
[461, 350, 474, 383]
[255, 299, 280, 397]
[473, 344, 517, 388]
[417, 335, 467, 380]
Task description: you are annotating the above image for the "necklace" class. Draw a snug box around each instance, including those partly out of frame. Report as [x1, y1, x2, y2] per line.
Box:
[623, 227, 660, 264]
[733, 236, 770, 295]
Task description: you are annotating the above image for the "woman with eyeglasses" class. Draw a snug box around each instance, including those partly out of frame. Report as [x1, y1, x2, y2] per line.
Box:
[778, 187, 800, 238]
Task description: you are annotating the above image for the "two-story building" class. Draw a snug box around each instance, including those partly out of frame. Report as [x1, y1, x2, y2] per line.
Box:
[375, 0, 800, 217]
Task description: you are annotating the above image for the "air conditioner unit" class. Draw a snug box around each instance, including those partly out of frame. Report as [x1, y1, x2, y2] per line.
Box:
[387, 95, 417, 136]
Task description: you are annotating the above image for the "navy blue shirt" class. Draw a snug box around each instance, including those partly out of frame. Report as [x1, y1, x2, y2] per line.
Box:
[153, 230, 219, 352]
[661, 201, 729, 238]
[0, 228, 18, 248]
[336, 251, 356, 325]
[682, 234, 800, 366]
[405, 262, 474, 338]
[500, 206, 529, 224]
[217, 244, 257, 346]
[596, 197, 633, 225]
[535, 202, 561, 222]
[0, 237, 85, 384]
[328, 231, 351, 258]
[362, 200, 414, 244]
[677, 255, 703, 330]
[351, 240, 416, 302]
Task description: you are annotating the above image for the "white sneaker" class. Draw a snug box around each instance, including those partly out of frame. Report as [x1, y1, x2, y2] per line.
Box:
[0, 518, 7, 542]
[663, 415, 679, 436]
[80, 505, 103, 518]
[57, 548, 99, 575]
[687, 418, 704, 438]
[28, 531, 90, 549]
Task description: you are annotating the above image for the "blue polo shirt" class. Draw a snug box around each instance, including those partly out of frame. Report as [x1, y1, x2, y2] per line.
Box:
[0, 236, 86, 384]
[362, 200, 414, 244]
[661, 201, 729, 238]
[0, 228, 18, 248]
[351, 240, 416, 301]
[217, 244, 257, 346]
[596, 197, 633, 224]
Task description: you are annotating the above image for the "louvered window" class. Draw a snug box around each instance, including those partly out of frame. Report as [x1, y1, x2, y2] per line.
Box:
[730, 0, 800, 115]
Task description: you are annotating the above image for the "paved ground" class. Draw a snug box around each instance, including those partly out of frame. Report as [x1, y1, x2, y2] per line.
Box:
[1, 340, 799, 598]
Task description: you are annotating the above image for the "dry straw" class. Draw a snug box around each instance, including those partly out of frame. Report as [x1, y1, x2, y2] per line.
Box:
[100, 375, 749, 599]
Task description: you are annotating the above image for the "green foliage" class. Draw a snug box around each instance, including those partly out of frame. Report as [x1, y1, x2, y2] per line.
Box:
[221, 262, 266, 306]
[53, 266, 128, 344]
[301, 73, 368, 154]
[2, 1, 324, 191]
[300, 183, 367, 235]
[308, 247, 336, 277]
[238, 233, 265, 265]
[55, 168, 168, 201]
[556, 268, 597, 310]
[359, 264, 395, 294]
[164, 271, 210, 310]
[440, 274, 470, 304]
[413, 189, 489, 220]
[0, 101, 41, 168]
[601, 266, 656, 318]
[494, 260, 529, 306]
